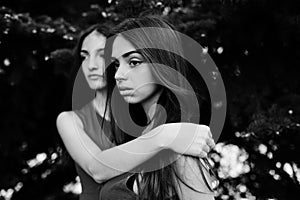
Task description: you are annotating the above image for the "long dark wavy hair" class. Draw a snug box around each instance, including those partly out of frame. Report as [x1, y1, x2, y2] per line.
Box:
[104, 16, 215, 199]
[63, 23, 112, 111]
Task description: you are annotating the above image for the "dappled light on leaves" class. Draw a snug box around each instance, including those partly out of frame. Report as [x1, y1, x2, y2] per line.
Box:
[1, 1, 300, 200]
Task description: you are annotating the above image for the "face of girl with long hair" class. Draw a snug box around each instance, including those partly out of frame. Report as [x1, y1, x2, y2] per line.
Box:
[112, 34, 160, 105]
[81, 30, 107, 90]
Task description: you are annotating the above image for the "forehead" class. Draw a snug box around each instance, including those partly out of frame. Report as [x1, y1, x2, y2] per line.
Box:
[82, 31, 106, 50]
[112, 34, 136, 58]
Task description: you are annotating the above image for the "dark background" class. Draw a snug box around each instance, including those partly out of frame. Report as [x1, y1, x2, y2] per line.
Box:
[0, 0, 300, 199]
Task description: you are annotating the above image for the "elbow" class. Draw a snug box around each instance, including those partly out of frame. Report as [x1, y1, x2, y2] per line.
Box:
[89, 164, 119, 184]
[91, 173, 105, 184]
[88, 165, 108, 184]
[89, 170, 105, 184]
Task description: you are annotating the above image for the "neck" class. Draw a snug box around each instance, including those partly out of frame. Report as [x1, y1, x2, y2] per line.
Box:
[94, 88, 109, 120]
[141, 89, 163, 122]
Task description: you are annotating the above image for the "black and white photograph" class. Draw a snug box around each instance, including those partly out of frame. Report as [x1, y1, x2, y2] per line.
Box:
[0, 0, 299, 200]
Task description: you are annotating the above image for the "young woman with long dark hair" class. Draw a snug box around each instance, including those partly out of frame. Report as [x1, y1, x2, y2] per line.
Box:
[101, 15, 217, 200]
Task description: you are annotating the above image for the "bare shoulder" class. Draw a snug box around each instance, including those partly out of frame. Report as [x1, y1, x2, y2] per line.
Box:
[175, 156, 215, 198]
[56, 111, 83, 131]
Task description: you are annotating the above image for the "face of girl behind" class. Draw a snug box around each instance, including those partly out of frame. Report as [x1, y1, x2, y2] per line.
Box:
[81, 30, 107, 91]
[112, 35, 160, 105]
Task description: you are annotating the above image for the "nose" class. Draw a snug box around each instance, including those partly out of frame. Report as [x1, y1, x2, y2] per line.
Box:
[87, 56, 105, 74]
[114, 62, 127, 82]
[87, 57, 98, 70]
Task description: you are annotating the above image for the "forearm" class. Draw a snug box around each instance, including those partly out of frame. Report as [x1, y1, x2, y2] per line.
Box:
[57, 112, 165, 183]
[87, 129, 164, 182]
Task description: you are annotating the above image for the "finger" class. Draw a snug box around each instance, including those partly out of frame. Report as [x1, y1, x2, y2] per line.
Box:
[206, 138, 215, 149]
[202, 144, 210, 153]
[208, 128, 213, 138]
[198, 151, 208, 158]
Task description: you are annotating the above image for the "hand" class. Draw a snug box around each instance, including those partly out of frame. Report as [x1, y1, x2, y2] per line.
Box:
[159, 123, 215, 158]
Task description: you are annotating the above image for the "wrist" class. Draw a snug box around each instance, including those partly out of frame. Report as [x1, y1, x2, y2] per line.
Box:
[159, 122, 197, 152]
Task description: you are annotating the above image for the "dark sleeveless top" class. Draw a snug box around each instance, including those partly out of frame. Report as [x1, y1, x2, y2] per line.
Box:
[73, 101, 137, 200]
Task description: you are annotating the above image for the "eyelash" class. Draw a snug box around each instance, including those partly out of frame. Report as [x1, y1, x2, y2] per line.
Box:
[80, 54, 103, 62]
[112, 59, 143, 69]
[80, 55, 87, 61]
[112, 61, 119, 69]
[129, 60, 142, 67]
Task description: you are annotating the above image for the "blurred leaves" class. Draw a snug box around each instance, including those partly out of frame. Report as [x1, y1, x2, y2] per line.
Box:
[0, 0, 300, 200]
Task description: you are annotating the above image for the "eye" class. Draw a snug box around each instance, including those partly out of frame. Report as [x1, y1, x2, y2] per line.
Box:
[98, 52, 104, 58]
[80, 53, 87, 61]
[111, 60, 119, 69]
[129, 59, 142, 68]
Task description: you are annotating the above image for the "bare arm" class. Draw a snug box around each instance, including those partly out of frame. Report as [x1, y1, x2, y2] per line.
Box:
[56, 111, 215, 184]
[56, 111, 166, 183]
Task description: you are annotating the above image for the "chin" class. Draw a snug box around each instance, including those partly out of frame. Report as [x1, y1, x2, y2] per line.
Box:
[89, 84, 106, 91]
[86, 79, 106, 89]
[123, 96, 139, 104]
[88, 80, 105, 88]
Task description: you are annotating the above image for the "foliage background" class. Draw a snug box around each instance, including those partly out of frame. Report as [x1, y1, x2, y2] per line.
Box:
[0, 0, 300, 199]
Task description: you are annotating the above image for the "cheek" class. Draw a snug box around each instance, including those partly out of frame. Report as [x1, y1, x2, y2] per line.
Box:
[148, 84, 158, 94]
[81, 63, 88, 76]
[138, 84, 157, 98]
[98, 57, 105, 65]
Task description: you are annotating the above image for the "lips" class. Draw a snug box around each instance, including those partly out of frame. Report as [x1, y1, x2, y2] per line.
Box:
[118, 86, 134, 96]
[88, 74, 103, 80]
[118, 86, 132, 90]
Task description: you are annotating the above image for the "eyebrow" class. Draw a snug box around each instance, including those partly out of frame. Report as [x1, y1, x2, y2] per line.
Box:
[112, 50, 141, 59]
[80, 48, 105, 54]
